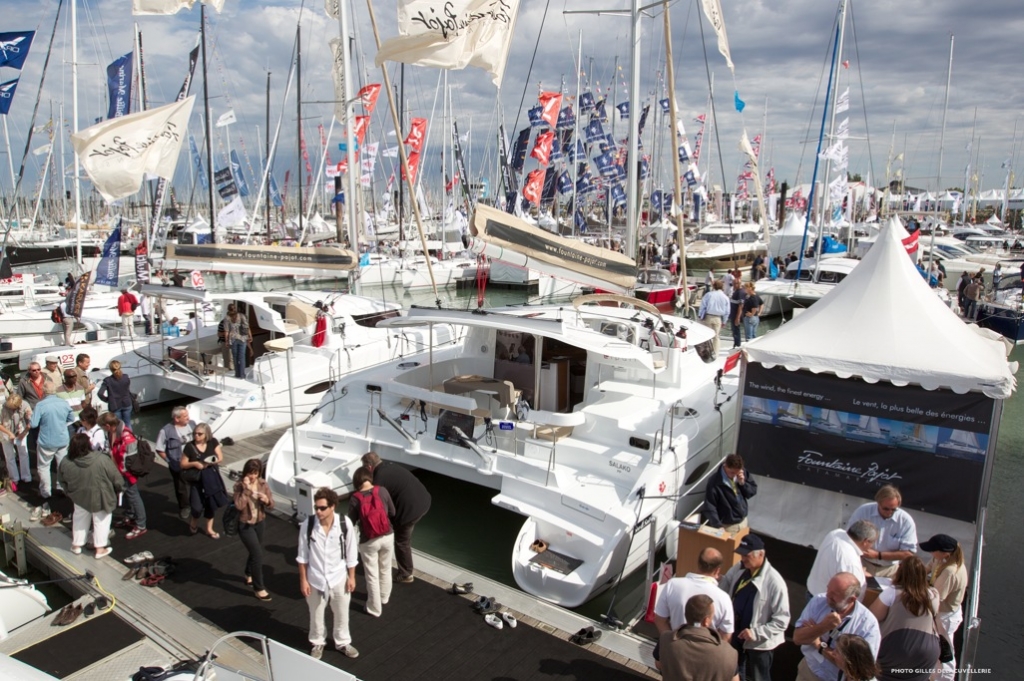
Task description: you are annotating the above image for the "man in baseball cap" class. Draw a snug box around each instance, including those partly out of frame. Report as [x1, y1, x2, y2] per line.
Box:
[719, 534, 791, 681]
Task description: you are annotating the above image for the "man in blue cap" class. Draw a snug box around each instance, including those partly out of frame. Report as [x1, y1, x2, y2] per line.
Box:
[719, 534, 790, 681]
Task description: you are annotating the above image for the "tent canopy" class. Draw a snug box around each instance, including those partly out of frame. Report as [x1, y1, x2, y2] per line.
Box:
[745, 217, 1016, 399]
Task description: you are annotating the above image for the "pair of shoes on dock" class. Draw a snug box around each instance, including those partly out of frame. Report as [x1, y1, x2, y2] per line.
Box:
[447, 582, 473, 595]
[570, 626, 602, 645]
[50, 604, 83, 627]
[484, 612, 518, 631]
[472, 596, 501, 615]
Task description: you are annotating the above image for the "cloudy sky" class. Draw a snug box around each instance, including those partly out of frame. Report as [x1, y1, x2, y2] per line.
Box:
[2, 0, 1022, 213]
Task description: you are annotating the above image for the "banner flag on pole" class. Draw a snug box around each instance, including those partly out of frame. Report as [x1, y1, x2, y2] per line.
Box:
[0, 31, 34, 69]
[106, 52, 133, 120]
[700, 0, 735, 74]
[189, 133, 208, 189]
[135, 240, 150, 283]
[71, 96, 196, 202]
[0, 78, 19, 115]
[215, 109, 236, 127]
[374, 0, 521, 87]
[94, 221, 122, 287]
[132, 0, 225, 16]
[230, 149, 250, 197]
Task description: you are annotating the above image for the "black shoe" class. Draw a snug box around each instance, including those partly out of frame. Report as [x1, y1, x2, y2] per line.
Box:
[448, 582, 474, 595]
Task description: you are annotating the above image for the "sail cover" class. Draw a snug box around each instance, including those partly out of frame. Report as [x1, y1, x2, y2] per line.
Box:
[165, 243, 357, 273]
[471, 203, 637, 291]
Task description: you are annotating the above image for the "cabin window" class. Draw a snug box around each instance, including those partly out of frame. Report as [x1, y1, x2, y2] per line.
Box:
[685, 461, 712, 486]
[354, 309, 401, 328]
[629, 436, 651, 451]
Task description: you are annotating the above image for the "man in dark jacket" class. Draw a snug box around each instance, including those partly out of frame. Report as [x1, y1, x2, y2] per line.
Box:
[704, 453, 757, 535]
[362, 451, 431, 583]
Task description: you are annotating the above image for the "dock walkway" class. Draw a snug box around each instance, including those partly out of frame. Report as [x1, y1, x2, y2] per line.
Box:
[1, 425, 659, 680]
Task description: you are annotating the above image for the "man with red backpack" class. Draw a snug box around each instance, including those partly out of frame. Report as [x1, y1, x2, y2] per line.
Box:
[347, 466, 396, 617]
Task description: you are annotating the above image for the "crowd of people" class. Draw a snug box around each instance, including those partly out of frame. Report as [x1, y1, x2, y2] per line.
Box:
[697, 271, 764, 356]
[653, 457, 967, 681]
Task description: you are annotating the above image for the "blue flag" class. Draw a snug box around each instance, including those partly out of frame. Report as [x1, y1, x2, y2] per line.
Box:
[574, 208, 587, 233]
[105, 52, 133, 120]
[640, 158, 650, 181]
[585, 116, 605, 143]
[578, 91, 595, 113]
[189, 134, 208, 189]
[576, 171, 596, 195]
[511, 127, 530, 172]
[266, 161, 283, 207]
[734, 90, 746, 113]
[594, 152, 617, 178]
[556, 106, 575, 130]
[0, 31, 34, 70]
[94, 222, 122, 287]
[651, 190, 663, 213]
[556, 171, 573, 195]
[659, 98, 670, 114]
[616, 101, 630, 120]
[528, 105, 544, 127]
[683, 170, 697, 187]
[359, 251, 371, 267]
[678, 144, 689, 163]
[0, 78, 19, 115]
[230, 150, 250, 198]
[638, 105, 650, 137]
[595, 98, 608, 122]
[610, 183, 626, 206]
[566, 137, 586, 162]
[600, 134, 617, 155]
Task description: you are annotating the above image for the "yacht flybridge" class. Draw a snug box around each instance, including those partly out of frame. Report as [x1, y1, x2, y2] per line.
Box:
[267, 296, 740, 607]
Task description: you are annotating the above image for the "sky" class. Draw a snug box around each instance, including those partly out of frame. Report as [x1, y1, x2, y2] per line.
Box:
[1, 0, 1022, 215]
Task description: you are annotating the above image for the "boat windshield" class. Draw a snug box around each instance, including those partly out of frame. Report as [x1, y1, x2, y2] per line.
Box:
[699, 232, 757, 244]
[994, 275, 1024, 293]
[637, 269, 673, 286]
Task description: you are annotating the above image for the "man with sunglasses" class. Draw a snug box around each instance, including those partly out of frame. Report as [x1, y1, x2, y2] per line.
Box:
[297, 487, 360, 661]
[846, 485, 917, 579]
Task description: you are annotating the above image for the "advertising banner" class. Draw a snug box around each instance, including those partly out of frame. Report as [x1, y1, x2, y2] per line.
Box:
[736, 363, 993, 522]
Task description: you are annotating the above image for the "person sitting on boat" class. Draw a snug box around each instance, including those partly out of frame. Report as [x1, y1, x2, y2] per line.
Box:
[718, 534, 790, 681]
[656, 595, 738, 681]
[806, 520, 877, 598]
[698, 280, 731, 357]
[654, 548, 735, 645]
[161, 317, 181, 338]
[703, 453, 757, 535]
[847, 485, 918, 579]
[793, 572, 881, 681]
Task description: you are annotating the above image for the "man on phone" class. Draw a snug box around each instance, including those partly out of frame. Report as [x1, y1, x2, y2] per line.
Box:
[703, 453, 757, 535]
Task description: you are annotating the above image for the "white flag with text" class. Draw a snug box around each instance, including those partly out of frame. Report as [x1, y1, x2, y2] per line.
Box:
[132, 0, 224, 15]
[375, 0, 521, 87]
[217, 196, 247, 226]
[835, 87, 849, 114]
[71, 96, 195, 202]
[215, 109, 236, 127]
[700, 0, 734, 74]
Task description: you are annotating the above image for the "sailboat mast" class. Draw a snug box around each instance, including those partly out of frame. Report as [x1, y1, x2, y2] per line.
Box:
[337, 0, 359, 256]
[929, 34, 953, 268]
[625, 0, 641, 259]
[200, 4, 216, 242]
[962, 107, 977, 225]
[266, 70, 271, 240]
[296, 23, 304, 239]
[815, 0, 848, 276]
[662, 1, 689, 310]
[71, 0, 82, 265]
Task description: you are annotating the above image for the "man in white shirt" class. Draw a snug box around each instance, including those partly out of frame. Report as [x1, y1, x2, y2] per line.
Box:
[846, 485, 917, 578]
[297, 487, 360, 661]
[698, 280, 732, 357]
[654, 547, 735, 641]
[806, 520, 877, 598]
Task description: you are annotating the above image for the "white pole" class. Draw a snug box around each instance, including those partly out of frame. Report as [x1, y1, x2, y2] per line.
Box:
[71, 0, 83, 265]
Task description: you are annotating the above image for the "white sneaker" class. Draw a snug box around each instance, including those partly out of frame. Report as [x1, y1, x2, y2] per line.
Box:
[337, 644, 359, 659]
[310, 644, 324, 660]
[484, 613, 504, 630]
[30, 506, 44, 522]
[501, 612, 518, 628]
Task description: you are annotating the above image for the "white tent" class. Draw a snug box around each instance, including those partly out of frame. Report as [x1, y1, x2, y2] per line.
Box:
[769, 212, 814, 259]
[746, 217, 1015, 399]
[740, 218, 1016, 619]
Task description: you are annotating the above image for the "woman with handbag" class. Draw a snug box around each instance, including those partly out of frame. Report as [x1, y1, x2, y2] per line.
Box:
[921, 534, 967, 681]
[233, 458, 274, 601]
[181, 422, 228, 538]
[868, 555, 942, 681]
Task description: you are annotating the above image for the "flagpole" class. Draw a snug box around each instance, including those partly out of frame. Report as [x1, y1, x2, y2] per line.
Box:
[929, 34, 953, 269]
[1, 117, 21, 231]
[296, 23, 304, 240]
[266, 70, 271, 241]
[365, 0, 440, 304]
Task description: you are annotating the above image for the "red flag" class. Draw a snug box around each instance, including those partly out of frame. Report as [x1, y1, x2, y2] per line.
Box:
[902, 228, 920, 255]
[358, 83, 382, 113]
[445, 173, 459, 193]
[353, 116, 371, 146]
[842, 60, 850, 69]
[401, 151, 421, 183]
[404, 117, 427, 152]
[522, 169, 544, 205]
[538, 91, 562, 128]
[530, 130, 555, 167]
